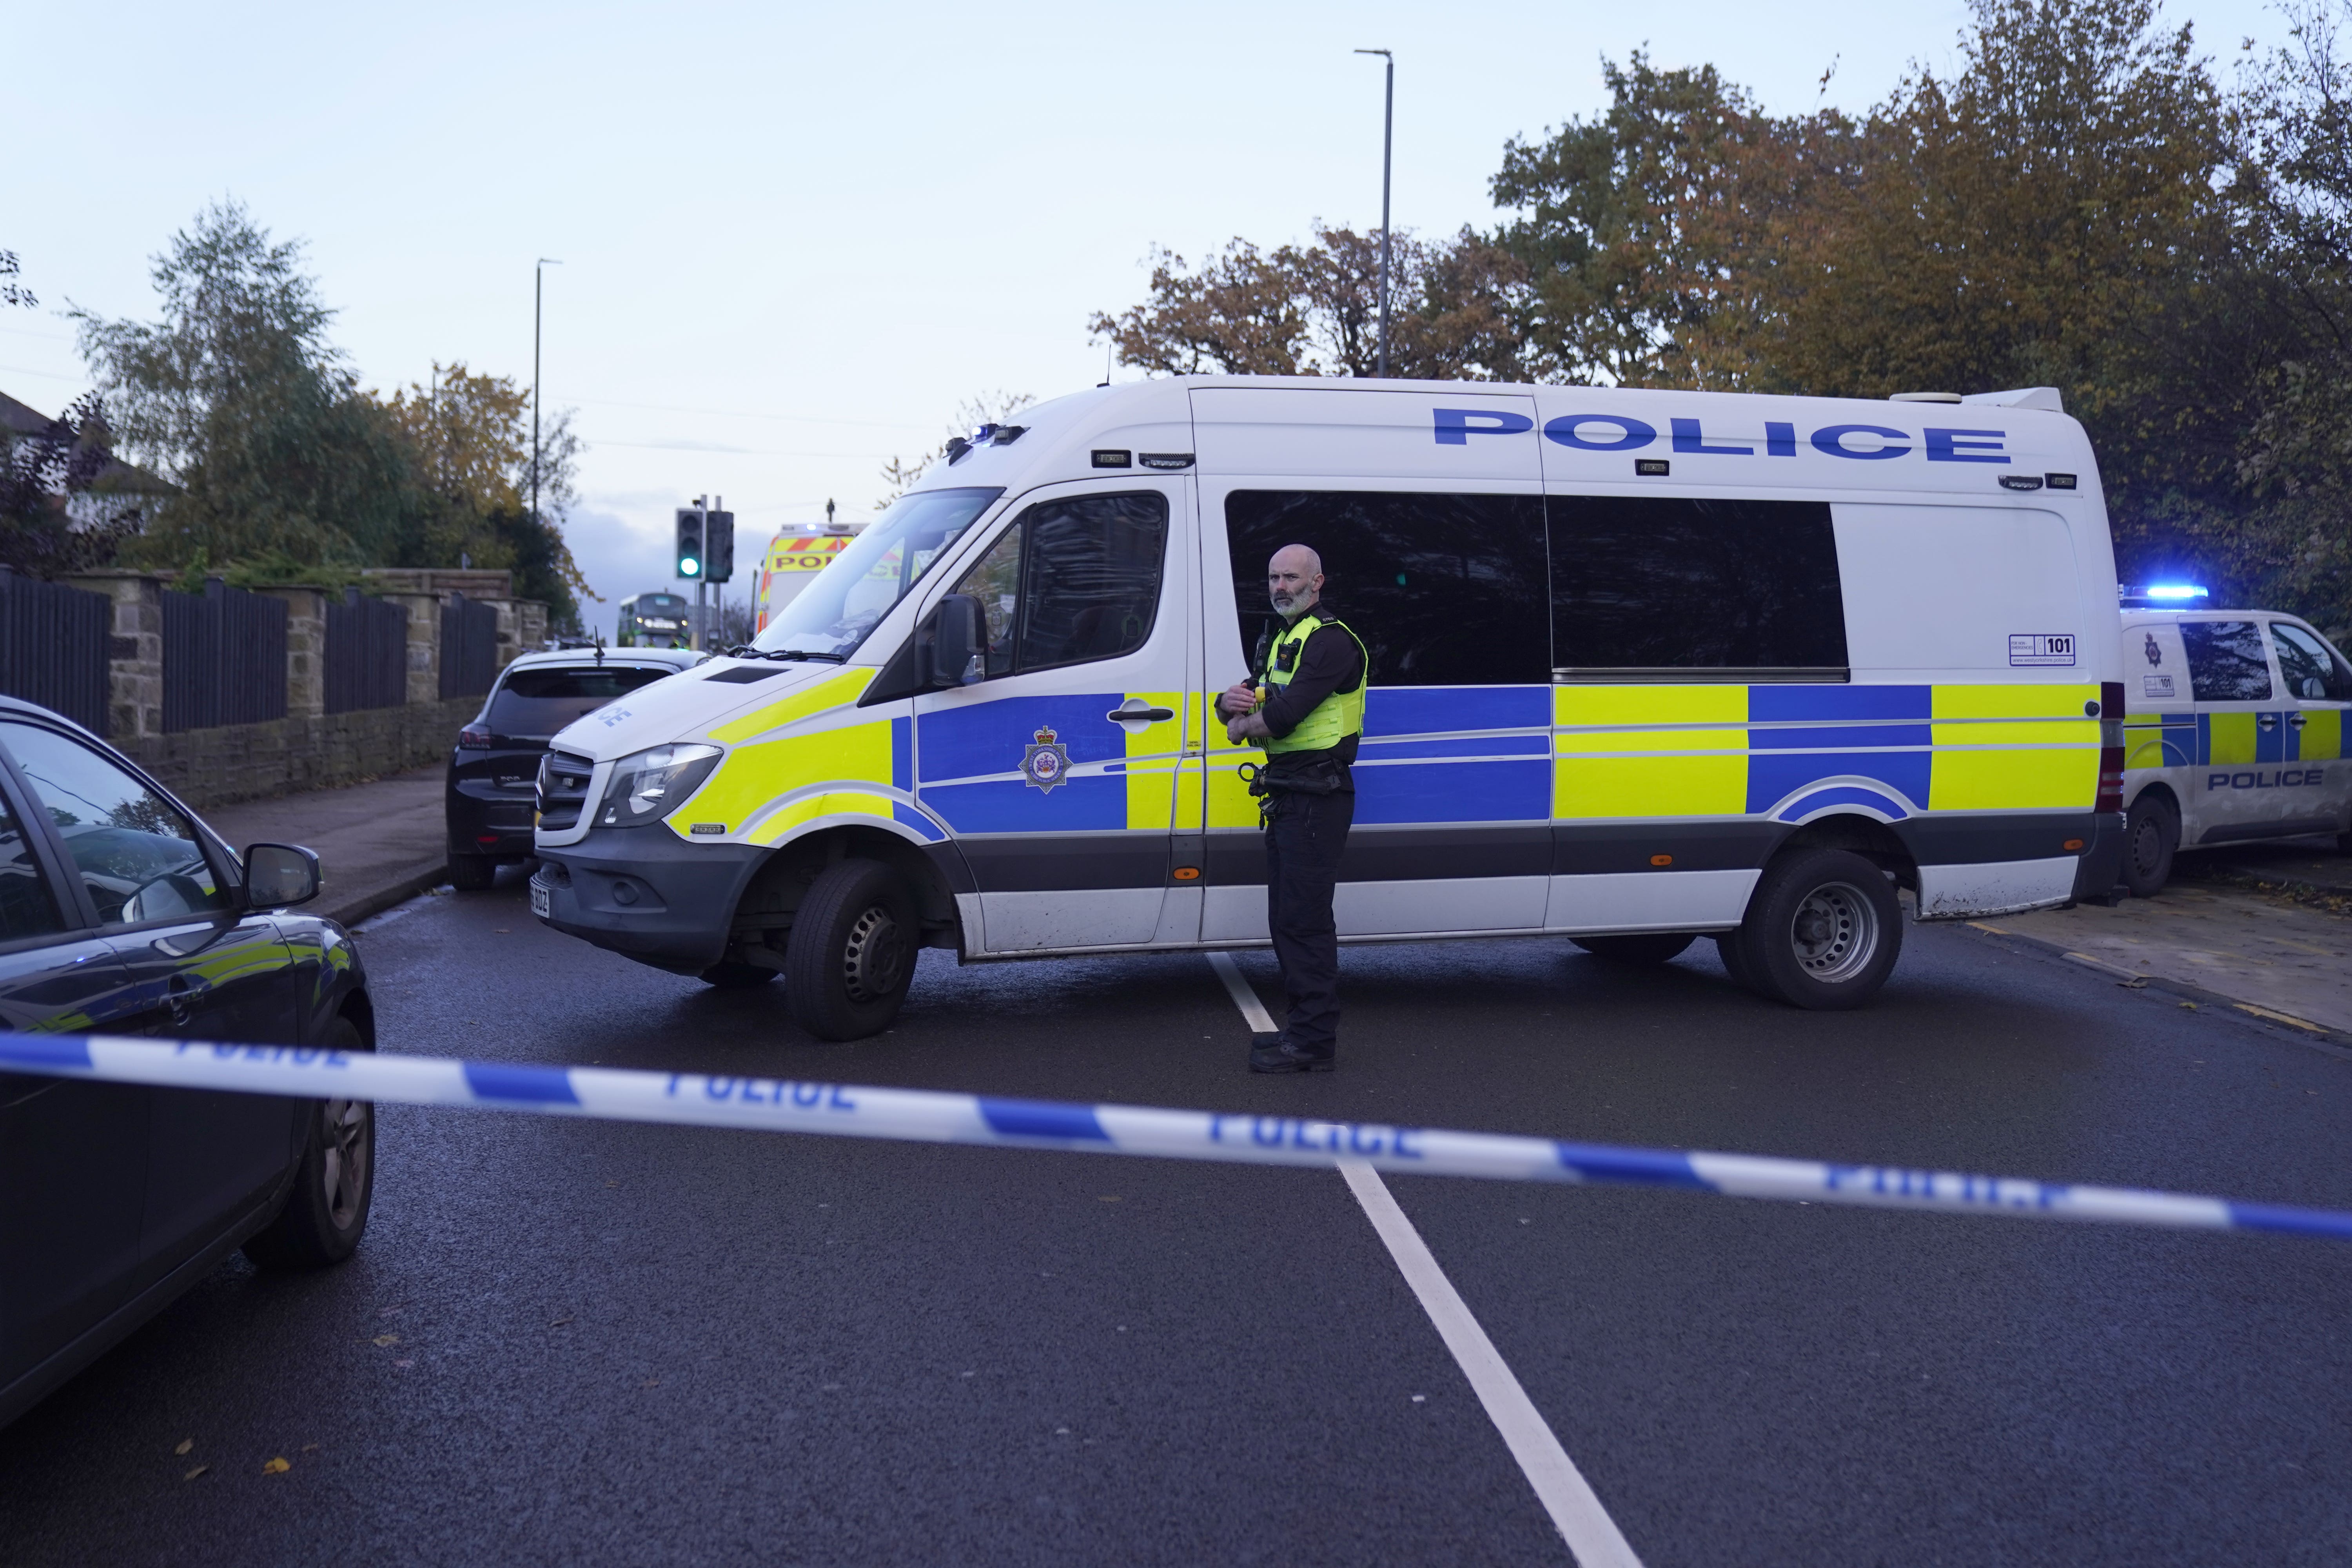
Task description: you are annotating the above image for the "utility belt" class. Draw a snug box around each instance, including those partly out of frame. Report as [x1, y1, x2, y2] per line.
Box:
[1238, 753, 1350, 824]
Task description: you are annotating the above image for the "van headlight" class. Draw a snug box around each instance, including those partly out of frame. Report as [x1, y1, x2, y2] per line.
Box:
[595, 743, 722, 828]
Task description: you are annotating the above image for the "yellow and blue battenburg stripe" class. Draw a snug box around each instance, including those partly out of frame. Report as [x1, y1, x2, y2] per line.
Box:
[8, 1029, 2351, 1241]
[2124, 709, 2350, 769]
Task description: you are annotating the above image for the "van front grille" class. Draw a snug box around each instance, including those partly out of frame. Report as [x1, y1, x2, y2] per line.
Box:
[537, 750, 595, 831]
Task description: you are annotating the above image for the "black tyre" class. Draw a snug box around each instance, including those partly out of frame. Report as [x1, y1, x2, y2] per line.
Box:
[1730, 848, 1903, 1011]
[244, 1016, 373, 1270]
[448, 855, 497, 892]
[2122, 793, 2178, 898]
[1713, 932, 1757, 992]
[1572, 933, 1696, 964]
[784, 859, 917, 1040]
[699, 960, 778, 989]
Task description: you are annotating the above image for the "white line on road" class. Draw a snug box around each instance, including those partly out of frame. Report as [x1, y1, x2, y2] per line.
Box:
[1203, 953, 1643, 1568]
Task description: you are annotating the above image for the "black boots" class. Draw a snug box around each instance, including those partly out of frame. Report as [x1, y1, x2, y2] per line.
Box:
[1248, 1032, 1335, 1073]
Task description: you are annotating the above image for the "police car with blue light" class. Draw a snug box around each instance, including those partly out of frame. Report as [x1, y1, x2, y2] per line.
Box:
[2114, 583, 2352, 894]
[528, 376, 2128, 1038]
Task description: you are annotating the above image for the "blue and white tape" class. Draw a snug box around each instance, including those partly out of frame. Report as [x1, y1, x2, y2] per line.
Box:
[3, 1031, 2347, 1241]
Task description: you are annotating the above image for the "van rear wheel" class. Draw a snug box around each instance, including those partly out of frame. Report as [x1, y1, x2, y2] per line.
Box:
[2122, 794, 2178, 898]
[785, 859, 917, 1041]
[1730, 848, 1902, 1011]
[1572, 933, 1695, 964]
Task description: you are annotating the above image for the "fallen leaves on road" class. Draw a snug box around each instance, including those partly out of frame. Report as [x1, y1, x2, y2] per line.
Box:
[262, 1457, 290, 1474]
[183, 1465, 208, 1481]
[2118, 977, 2150, 989]
[394, 1358, 414, 1368]
[548, 1317, 573, 1328]
[372, 1334, 400, 1347]
[174, 1438, 193, 1456]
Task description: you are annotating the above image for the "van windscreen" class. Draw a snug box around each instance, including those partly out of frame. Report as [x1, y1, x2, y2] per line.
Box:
[488, 666, 677, 737]
[1549, 496, 1846, 679]
[753, 486, 1003, 658]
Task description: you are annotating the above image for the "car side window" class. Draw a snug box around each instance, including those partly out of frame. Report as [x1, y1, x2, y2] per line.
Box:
[2271, 622, 2352, 702]
[2179, 621, 2274, 702]
[0, 788, 65, 942]
[0, 722, 232, 926]
[947, 492, 1169, 681]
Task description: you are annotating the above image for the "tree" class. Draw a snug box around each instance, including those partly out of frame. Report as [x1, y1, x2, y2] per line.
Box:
[0, 250, 31, 310]
[374, 362, 593, 630]
[0, 394, 145, 575]
[71, 200, 414, 571]
[1090, 225, 1540, 381]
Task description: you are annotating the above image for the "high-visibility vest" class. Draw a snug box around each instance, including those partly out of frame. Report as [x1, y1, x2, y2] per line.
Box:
[1256, 612, 1368, 755]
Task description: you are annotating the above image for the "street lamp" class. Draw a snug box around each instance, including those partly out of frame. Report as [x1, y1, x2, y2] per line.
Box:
[533, 258, 563, 526]
[1354, 48, 1394, 378]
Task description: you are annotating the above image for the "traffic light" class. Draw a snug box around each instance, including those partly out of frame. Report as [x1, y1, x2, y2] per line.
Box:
[704, 510, 735, 584]
[674, 508, 704, 581]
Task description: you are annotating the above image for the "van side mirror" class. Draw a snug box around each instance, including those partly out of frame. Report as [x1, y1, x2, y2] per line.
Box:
[924, 594, 984, 689]
[245, 843, 321, 908]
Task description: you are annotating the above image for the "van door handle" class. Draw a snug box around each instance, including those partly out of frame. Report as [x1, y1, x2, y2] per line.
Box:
[2289, 713, 2309, 727]
[1105, 706, 1174, 724]
[2257, 713, 2279, 728]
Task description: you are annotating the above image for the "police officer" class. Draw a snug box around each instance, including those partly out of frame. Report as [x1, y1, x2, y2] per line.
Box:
[1217, 544, 1368, 1073]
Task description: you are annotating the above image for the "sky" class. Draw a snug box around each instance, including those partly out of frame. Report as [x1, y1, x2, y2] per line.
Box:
[0, 0, 2302, 637]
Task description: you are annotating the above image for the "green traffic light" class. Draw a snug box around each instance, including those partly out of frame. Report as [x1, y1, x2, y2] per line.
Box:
[681, 558, 700, 576]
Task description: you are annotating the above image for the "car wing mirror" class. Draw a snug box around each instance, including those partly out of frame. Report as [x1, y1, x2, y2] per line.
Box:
[923, 594, 984, 690]
[245, 843, 322, 908]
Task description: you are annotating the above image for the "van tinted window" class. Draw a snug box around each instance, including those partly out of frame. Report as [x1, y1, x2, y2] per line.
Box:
[2180, 621, 2273, 702]
[949, 491, 1169, 679]
[1548, 496, 1846, 678]
[2271, 621, 2352, 702]
[1223, 491, 1549, 686]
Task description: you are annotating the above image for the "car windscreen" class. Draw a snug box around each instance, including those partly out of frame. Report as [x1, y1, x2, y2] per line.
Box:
[751, 486, 1003, 659]
[487, 666, 679, 737]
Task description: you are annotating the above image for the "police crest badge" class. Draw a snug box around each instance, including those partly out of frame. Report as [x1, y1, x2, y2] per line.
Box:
[1020, 725, 1071, 793]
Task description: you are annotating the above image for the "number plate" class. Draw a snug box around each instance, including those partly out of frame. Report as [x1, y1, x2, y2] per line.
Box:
[530, 881, 550, 920]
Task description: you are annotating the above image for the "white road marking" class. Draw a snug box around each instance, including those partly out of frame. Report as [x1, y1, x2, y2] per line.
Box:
[1204, 953, 1643, 1568]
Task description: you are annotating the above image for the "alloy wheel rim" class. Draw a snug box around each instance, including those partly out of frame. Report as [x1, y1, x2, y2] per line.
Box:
[319, 1098, 370, 1229]
[841, 904, 906, 1004]
[1788, 881, 1879, 983]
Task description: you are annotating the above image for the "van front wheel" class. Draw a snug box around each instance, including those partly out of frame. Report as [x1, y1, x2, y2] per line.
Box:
[785, 859, 917, 1041]
[1731, 849, 1902, 1011]
[2122, 794, 2178, 897]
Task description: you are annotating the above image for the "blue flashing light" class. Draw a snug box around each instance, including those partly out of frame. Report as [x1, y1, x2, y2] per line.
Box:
[2144, 584, 2207, 601]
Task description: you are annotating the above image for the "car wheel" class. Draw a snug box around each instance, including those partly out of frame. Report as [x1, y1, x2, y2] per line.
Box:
[448, 855, 497, 892]
[1571, 933, 1696, 964]
[2122, 794, 2178, 897]
[699, 960, 778, 989]
[1730, 848, 1903, 1011]
[1713, 931, 1758, 992]
[785, 860, 917, 1041]
[244, 1016, 374, 1270]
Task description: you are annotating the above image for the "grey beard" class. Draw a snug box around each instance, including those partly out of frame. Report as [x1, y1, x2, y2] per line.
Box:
[1271, 589, 1317, 618]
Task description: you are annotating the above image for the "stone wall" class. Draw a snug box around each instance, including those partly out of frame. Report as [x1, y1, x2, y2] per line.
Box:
[115, 697, 483, 809]
[58, 568, 546, 809]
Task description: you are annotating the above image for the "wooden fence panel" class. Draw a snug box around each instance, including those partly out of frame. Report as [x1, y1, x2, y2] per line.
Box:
[324, 592, 408, 714]
[162, 579, 289, 733]
[440, 595, 497, 699]
[0, 568, 114, 736]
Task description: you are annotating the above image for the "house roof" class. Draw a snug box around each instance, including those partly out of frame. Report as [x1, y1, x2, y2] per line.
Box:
[0, 388, 179, 497]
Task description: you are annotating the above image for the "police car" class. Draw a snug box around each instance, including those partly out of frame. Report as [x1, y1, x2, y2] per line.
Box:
[530, 376, 2126, 1038]
[2116, 587, 2352, 895]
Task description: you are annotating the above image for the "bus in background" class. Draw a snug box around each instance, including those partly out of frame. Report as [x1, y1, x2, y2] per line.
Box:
[754, 525, 861, 634]
[617, 592, 692, 648]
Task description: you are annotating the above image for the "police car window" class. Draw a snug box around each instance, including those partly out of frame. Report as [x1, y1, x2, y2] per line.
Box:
[2270, 622, 2352, 702]
[2180, 621, 2273, 702]
[1018, 494, 1167, 671]
[0, 723, 231, 926]
[1548, 496, 1846, 677]
[0, 789, 64, 942]
[955, 524, 1024, 680]
[1223, 491, 1549, 686]
[488, 666, 677, 736]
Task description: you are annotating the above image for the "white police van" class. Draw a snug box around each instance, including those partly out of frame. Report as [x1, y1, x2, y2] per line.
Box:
[2117, 589, 2352, 894]
[530, 376, 2126, 1038]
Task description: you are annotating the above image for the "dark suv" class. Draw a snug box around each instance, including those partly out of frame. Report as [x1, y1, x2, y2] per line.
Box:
[446, 646, 705, 890]
[0, 696, 375, 1429]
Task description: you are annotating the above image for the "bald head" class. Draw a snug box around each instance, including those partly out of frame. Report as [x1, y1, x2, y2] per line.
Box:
[1267, 544, 1324, 620]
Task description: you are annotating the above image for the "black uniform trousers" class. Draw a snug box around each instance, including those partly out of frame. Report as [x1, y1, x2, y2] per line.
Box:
[1263, 787, 1355, 1056]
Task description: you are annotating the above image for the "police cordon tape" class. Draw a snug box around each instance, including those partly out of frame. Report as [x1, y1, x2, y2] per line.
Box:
[5, 1030, 2350, 1241]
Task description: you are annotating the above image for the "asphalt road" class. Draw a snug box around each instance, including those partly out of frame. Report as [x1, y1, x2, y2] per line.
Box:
[3, 873, 2350, 1565]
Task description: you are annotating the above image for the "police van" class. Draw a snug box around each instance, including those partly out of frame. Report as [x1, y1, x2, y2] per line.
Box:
[2116, 591, 2352, 895]
[530, 376, 2127, 1039]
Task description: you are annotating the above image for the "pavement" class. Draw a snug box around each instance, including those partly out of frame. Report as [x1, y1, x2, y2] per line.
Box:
[3, 878, 2352, 1565]
[197, 766, 453, 929]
